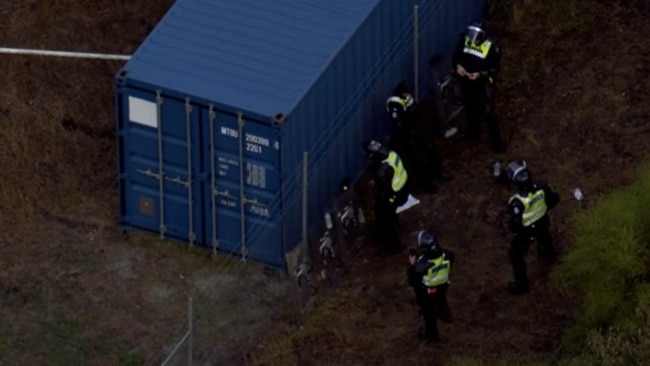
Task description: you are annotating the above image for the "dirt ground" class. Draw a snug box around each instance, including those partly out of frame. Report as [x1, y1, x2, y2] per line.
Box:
[0, 1, 649, 366]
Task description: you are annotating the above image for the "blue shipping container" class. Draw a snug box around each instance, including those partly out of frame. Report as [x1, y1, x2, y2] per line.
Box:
[115, 0, 484, 268]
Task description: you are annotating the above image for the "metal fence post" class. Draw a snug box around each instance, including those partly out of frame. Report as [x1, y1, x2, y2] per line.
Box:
[188, 297, 193, 366]
[301, 152, 309, 265]
[413, 4, 420, 102]
[159, 297, 192, 366]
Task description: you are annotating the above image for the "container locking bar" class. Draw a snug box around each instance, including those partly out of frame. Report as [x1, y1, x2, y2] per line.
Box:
[156, 90, 166, 239]
[208, 104, 219, 253]
[184, 98, 195, 246]
[237, 112, 248, 261]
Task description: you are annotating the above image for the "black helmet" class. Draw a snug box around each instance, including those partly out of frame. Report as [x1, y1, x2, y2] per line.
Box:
[506, 160, 531, 184]
[467, 21, 486, 45]
[393, 80, 412, 98]
[362, 139, 388, 160]
[416, 230, 442, 258]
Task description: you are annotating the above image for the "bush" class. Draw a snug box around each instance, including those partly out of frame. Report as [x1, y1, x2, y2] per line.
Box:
[552, 161, 650, 354]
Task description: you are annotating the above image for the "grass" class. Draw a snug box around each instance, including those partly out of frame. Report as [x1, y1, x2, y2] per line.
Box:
[550, 161, 650, 363]
[2, 0, 650, 365]
[446, 358, 553, 366]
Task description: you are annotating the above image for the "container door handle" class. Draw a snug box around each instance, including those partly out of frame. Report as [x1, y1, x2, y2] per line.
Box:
[164, 175, 189, 187]
[136, 168, 162, 180]
[214, 189, 236, 200]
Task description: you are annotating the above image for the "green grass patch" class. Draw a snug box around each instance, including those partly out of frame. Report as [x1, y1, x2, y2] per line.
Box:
[552, 160, 650, 362]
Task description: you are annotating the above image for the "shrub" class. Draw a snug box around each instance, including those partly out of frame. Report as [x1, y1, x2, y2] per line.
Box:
[552, 161, 650, 353]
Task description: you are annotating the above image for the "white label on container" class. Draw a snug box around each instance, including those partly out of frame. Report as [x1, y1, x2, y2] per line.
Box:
[246, 163, 267, 189]
[221, 127, 238, 138]
[128, 96, 158, 128]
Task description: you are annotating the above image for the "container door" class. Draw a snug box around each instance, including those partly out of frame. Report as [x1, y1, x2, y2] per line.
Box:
[117, 88, 203, 245]
[202, 106, 283, 267]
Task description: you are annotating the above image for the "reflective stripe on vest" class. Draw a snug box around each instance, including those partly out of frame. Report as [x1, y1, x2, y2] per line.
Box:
[422, 255, 451, 287]
[386, 95, 414, 112]
[463, 37, 492, 59]
[383, 151, 407, 192]
[509, 190, 548, 227]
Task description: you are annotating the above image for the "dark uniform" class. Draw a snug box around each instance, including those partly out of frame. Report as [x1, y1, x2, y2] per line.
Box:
[407, 230, 454, 341]
[364, 140, 409, 255]
[499, 161, 560, 294]
[386, 81, 451, 193]
[451, 22, 506, 153]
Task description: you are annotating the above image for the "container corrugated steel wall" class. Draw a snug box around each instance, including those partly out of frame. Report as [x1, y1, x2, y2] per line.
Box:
[115, 0, 484, 268]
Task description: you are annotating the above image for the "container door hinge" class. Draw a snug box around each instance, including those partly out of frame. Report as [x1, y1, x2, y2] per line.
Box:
[159, 224, 167, 238]
[241, 246, 249, 261]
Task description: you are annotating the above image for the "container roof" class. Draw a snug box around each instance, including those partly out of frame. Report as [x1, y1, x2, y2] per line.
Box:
[123, 0, 381, 119]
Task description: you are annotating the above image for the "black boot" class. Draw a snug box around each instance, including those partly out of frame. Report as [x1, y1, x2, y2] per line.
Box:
[506, 281, 529, 295]
[416, 327, 439, 342]
[490, 139, 507, 153]
[437, 171, 454, 181]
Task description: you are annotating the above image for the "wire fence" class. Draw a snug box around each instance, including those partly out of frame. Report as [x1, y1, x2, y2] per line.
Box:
[0, 4, 424, 364]
[160, 298, 193, 366]
[151, 150, 369, 365]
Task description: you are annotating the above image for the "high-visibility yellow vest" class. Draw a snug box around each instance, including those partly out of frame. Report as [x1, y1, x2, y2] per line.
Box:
[383, 151, 407, 192]
[463, 37, 492, 59]
[422, 254, 451, 287]
[386, 95, 414, 112]
[509, 190, 548, 227]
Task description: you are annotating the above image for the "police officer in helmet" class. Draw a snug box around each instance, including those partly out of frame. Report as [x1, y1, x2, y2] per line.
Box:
[386, 80, 452, 194]
[497, 160, 560, 294]
[407, 230, 455, 341]
[452, 21, 506, 153]
[363, 139, 410, 255]
[386, 80, 416, 145]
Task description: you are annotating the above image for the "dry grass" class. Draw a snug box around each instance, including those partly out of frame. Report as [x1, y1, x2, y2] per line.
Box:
[1, 0, 650, 365]
[0, 0, 172, 224]
[1, 2, 300, 365]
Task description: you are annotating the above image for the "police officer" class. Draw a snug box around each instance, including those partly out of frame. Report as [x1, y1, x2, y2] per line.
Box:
[363, 139, 409, 255]
[386, 81, 452, 194]
[498, 160, 560, 294]
[452, 21, 506, 153]
[407, 230, 454, 341]
[386, 80, 417, 147]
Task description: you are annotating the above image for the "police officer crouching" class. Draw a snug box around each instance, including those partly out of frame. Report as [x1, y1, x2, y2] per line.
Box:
[363, 139, 410, 256]
[452, 21, 506, 153]
[407, 230, 455, 341]
[496, 160, 560, 294]
[386, 81, 452, 194]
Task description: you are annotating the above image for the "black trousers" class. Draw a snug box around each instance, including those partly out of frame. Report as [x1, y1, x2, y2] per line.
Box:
[402, 140, 442, 193]
[509, 215, 556, 285]
[417, 285, 451, 340]
[392, 124, 443, 193]
[459, 79, 503, 147]
[374, 189, 408, 253]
